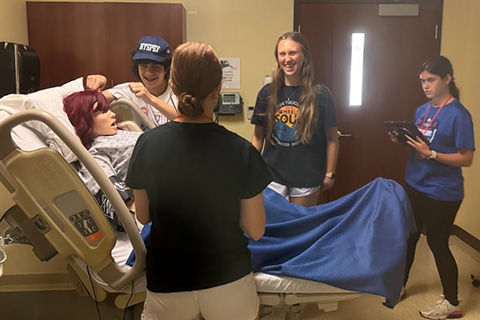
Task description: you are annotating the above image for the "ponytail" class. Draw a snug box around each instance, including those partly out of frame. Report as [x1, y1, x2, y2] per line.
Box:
[448, 79, 460, 100]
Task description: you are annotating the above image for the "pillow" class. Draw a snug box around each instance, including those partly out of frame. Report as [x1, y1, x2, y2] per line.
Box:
[0, 78, 85, 162]
[0, 110, 47, 151]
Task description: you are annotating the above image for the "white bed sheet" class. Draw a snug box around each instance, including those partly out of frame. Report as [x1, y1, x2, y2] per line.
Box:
[254, 272, 353, 294]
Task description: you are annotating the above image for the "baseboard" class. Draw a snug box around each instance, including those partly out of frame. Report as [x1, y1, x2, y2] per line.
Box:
[452, 225, 480, 253]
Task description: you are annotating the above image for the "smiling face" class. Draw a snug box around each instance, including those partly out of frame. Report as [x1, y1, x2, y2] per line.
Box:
[138, 62, 168, 96]
[277, 39, 305, 85]
[419, 70, 451, 101]
[92, 102, 118, 138]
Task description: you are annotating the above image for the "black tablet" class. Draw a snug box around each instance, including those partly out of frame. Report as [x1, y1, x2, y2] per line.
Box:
[385, 121, 430, 146]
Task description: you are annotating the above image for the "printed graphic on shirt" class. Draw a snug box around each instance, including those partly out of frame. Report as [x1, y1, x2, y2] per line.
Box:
[273, 100, 300, 146]
[141, 106, 149, 116]
[152, 111, 164, 125]
[141, 104, 166, 127]
[416, 117, 438, 143]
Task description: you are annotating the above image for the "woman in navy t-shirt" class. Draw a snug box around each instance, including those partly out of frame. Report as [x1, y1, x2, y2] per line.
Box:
[251, 32, 339, 207]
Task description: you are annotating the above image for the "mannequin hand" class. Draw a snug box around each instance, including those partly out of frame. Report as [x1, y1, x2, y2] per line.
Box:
[85, 74, 107, 91]
[405, 135, 432, 159]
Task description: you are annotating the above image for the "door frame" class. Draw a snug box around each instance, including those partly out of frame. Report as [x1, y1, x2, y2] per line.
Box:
[294, 0, 443, 31]
[293, 0, 443, 202]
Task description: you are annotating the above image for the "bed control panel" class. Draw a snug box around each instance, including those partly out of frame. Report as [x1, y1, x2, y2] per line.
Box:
[54, 190, 106, 248]
[69, 210, 103, 245]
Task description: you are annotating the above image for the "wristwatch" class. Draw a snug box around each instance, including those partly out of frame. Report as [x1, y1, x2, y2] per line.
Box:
[427, 150, 437, 160]
[325, 172, 336, 179]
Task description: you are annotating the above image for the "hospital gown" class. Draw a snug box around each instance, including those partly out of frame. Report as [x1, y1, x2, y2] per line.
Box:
[77, 130, 142, 224]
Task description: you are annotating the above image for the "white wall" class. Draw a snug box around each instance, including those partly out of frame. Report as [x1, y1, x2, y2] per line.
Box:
[0, 0, 28, 44]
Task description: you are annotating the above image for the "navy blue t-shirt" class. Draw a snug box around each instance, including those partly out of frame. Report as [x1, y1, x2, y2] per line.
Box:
[251, 84, 337, 187]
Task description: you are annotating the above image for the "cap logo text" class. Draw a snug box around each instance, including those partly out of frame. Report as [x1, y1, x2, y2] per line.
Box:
[139, 43, 161, 53]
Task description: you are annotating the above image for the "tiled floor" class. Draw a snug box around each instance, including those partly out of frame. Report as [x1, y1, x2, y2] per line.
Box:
[263, 235, 480, 320]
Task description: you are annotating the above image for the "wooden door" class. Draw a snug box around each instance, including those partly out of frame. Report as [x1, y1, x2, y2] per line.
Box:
[298, 1, 442, 201]
[27, 2, 185, 89]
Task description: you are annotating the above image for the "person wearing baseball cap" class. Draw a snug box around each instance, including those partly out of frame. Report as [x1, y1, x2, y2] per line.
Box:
[132, 35, 171, 62]
[87, 35, 178, 127]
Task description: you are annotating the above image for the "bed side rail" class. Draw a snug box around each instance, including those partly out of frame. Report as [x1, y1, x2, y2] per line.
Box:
[0, 109, 146, 289]
[110, 98, 156, 130]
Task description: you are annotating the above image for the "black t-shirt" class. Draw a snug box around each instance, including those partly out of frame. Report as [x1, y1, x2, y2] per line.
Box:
[251, 84, 337, 187]
[126, 122, 272, 292]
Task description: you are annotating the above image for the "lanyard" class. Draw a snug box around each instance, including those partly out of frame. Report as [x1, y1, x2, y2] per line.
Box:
[175, 114, 214, 122]
[419, 96, 452, 131]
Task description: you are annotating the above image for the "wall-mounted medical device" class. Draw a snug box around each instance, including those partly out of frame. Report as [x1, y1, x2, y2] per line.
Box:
[215, 92, 243, 115]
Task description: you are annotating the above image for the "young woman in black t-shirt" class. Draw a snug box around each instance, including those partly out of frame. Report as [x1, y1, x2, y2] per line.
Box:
[127, 42, 272, 320]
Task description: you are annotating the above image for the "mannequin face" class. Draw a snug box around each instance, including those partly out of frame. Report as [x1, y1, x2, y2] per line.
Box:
[419, 70, 451, 101]
[92, 102, 118, 138]
[138, 62, 167, 96]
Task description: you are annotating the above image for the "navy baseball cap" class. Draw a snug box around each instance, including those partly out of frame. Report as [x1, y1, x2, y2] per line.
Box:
[132, 35, 171, 63]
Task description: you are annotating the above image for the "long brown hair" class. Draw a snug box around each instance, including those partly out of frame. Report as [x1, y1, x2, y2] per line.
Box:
[169, 42, 222, 117]
[267, 31, 318, 144]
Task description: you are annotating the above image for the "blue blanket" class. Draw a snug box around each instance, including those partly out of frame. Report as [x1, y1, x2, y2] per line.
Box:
[248, 177, 415, 307]
[127, 177, 415, 307]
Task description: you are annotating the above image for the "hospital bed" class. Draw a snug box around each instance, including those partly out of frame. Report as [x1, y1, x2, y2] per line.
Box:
[0, 82, 362, 319]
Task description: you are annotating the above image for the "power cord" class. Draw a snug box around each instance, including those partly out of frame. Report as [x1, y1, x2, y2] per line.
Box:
[87, 266, 102, 320]
[122, 281, 135, 320]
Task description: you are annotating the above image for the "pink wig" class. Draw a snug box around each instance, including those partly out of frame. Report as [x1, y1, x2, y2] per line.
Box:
[63, 91, 110, 149]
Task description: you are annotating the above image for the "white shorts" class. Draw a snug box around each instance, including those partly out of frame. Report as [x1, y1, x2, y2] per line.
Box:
[141, 272, 259, 320]
[268, 181, 320, 198]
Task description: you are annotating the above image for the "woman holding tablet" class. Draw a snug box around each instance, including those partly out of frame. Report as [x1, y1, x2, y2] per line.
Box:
[400, 56, 474, 319]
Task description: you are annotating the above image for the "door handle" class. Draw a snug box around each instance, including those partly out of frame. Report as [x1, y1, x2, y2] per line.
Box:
[337, 130, 352, 138]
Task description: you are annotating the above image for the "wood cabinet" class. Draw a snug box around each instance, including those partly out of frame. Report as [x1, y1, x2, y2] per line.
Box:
[27, 2, 185, 89]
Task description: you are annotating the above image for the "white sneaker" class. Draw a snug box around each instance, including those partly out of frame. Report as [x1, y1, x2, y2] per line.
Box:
[419, 295, 462, 319]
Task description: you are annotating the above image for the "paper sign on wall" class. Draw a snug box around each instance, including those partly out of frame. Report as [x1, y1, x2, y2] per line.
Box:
[220, 57, 240, 89]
